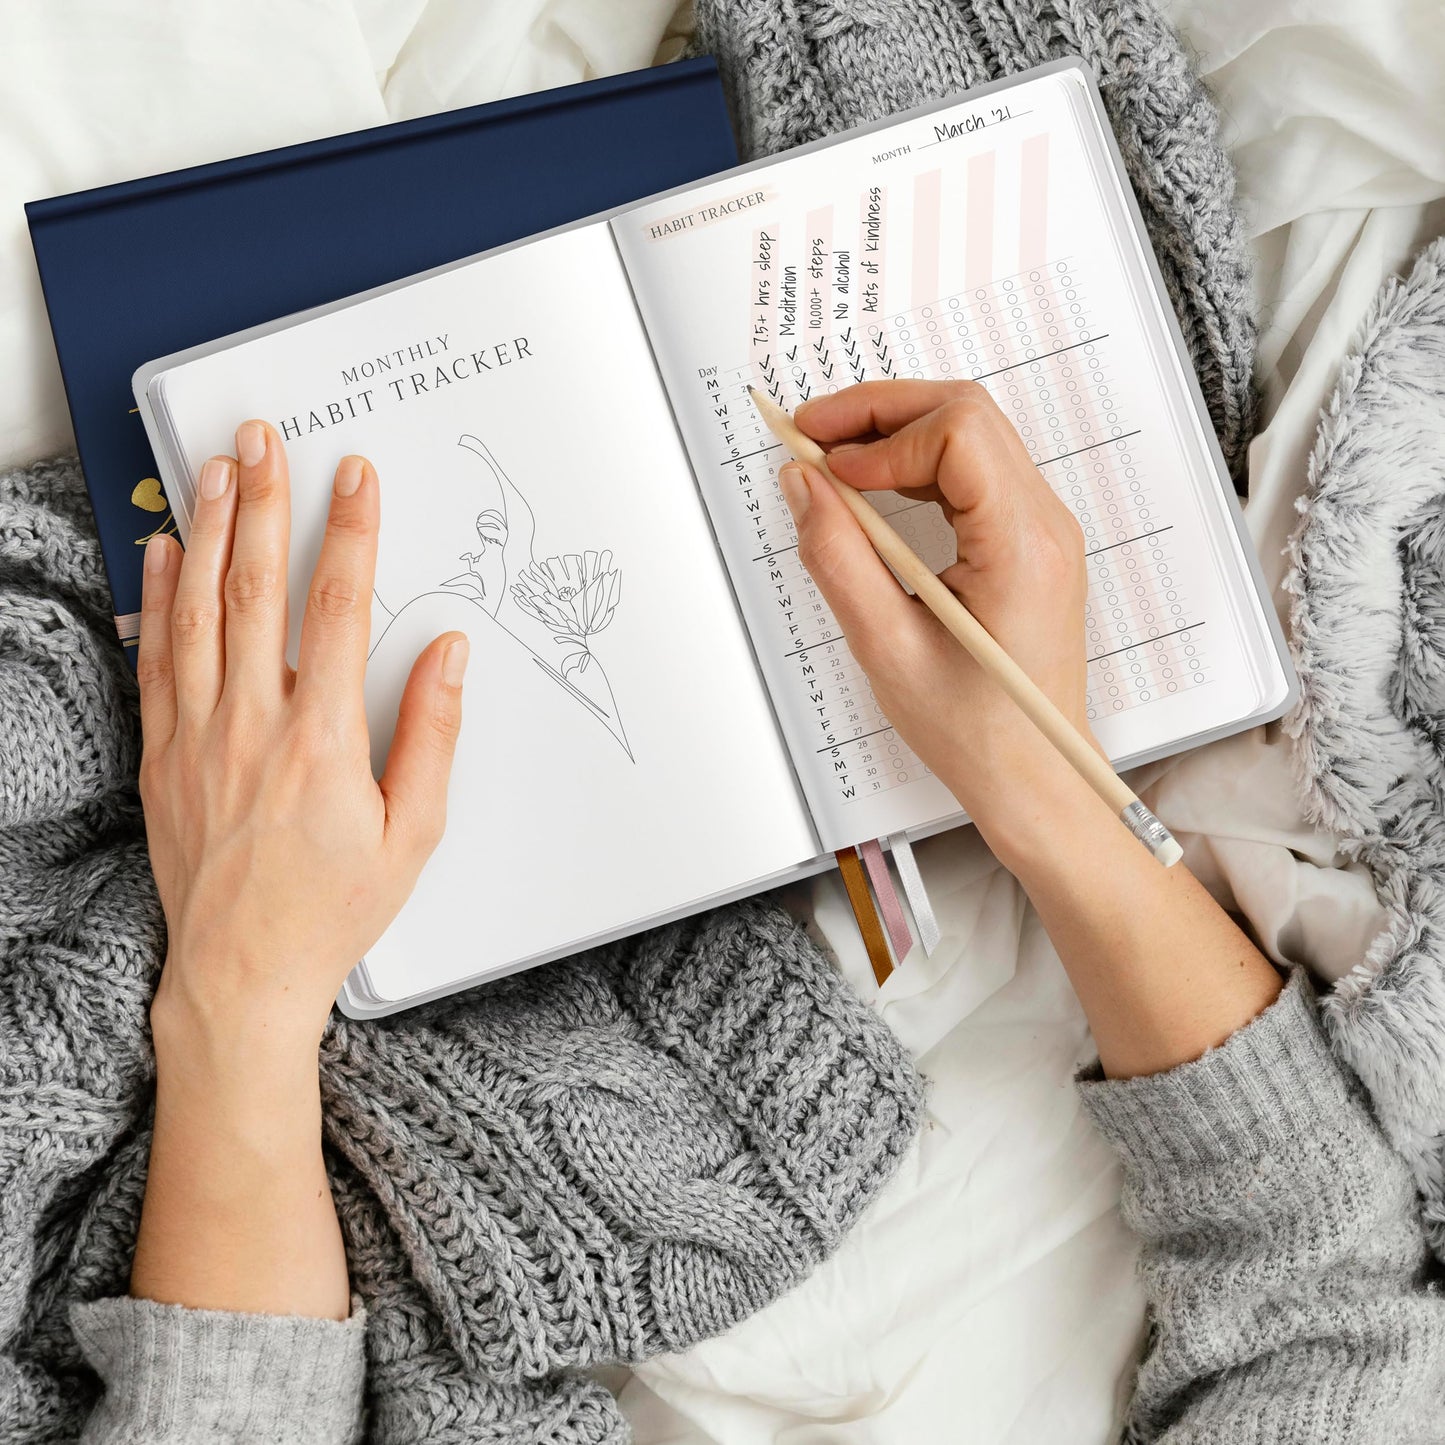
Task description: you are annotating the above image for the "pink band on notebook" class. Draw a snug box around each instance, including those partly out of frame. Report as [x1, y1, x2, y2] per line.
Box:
[859, 837, 914, 964]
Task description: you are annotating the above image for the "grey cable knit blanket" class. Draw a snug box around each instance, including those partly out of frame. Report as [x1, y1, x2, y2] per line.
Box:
[1, 3, 1263, 1440]
[693, 0, 1258, 486]
[0, 457, 923, 1441]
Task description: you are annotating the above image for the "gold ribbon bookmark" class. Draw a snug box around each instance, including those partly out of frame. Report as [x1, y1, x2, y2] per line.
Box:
[835, 846, 894, 987]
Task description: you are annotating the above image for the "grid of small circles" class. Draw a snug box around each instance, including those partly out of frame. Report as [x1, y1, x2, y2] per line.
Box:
[891, 299, 963, 376]
[1004, 340, 1126, 468]
[982, 271, 1099, 459]
[869, 268, 1213, 723]
[884, 261, 1091, 387]
[1065, 435, 1149, 554]
[1083, 528, 1206, 716]
[741, 251, 1215, 748]
[1067, 443, 1211, 718]
[1088, 629, 1208, 722]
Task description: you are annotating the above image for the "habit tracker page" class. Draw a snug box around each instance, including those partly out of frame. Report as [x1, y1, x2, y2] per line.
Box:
[616, 67, 1283, 851]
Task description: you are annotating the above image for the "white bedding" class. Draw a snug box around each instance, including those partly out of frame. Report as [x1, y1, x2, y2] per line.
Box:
[3, 2, 1443, 1440]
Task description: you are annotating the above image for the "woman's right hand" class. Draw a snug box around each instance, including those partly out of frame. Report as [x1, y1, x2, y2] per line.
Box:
[781, 380, 1094, 856]
[785, 379, 1284, 1078]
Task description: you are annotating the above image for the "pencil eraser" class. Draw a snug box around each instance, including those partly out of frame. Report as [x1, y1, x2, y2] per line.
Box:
[1155, 837, 1184, 868]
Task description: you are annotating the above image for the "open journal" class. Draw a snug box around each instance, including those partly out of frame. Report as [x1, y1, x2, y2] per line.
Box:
[135, 60, 1294, 1015]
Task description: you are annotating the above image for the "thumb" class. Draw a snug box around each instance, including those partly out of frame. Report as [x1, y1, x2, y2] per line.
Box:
[780, 460, 916, 663]
[379, 630, 468, 859]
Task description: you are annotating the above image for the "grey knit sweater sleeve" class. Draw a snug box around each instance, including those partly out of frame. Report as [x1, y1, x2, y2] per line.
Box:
[68, 1296, 366, 1444]
[1077, 969, 1445, 1442]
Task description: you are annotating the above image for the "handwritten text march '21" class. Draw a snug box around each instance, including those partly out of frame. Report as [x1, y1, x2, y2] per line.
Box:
[275, 334, 534, 442]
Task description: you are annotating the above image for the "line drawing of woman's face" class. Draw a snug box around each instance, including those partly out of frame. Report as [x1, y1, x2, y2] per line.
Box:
[375, 434, 538, 634]
[466, 507, 510, 615]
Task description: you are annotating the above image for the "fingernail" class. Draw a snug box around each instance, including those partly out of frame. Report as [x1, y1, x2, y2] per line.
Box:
[144, 535, 170, 573]
[236, 421, 267, 467]
[334, 456, 364, 497]
[779, 462, 812, 521]
[198, 457, 232, 500]
[830, 441, 866, 453]
[442, 637, 469, 687]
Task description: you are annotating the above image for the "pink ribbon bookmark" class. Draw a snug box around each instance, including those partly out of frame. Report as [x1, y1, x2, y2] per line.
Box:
[859, 837, 914, 964]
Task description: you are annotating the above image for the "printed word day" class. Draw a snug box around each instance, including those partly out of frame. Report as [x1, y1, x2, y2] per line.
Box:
[275, 333, 534, 440]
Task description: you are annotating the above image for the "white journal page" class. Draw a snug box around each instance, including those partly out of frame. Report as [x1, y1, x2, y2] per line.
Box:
[150, 224, 817, 1001]
[615, 67, 1286, 852]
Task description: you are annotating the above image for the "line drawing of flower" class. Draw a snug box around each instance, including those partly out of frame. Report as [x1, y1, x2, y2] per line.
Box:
[509, 551, 622, 677]
[369, 435, 633, 761]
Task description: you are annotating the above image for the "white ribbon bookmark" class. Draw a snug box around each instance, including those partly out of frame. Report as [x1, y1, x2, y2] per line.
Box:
[888, 833, 940, 957]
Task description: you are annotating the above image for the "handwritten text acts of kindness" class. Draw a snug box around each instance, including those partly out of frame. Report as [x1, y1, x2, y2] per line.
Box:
[274, 333, 534, 441]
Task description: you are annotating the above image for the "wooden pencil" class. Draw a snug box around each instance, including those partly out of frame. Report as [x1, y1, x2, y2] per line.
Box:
[748, 385, 1183, 867]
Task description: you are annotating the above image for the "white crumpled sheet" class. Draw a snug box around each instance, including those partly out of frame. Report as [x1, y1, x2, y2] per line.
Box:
[4, 3, 1443, 1440]
[0, 0, 690, 467]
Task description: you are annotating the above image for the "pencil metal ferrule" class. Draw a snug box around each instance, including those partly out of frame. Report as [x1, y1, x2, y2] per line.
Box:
[1121, 800, 1183, 867]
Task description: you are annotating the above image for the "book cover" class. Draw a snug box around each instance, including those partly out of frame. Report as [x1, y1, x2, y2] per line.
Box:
[26, 57, 738, 657]
[133, 63, 1295, 1013]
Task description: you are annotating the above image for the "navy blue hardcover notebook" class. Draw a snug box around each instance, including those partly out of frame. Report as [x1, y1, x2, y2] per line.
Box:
[26, 58, 737, 658]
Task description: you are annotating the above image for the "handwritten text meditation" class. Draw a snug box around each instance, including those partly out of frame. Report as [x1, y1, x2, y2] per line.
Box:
[274, 333, 535, 441]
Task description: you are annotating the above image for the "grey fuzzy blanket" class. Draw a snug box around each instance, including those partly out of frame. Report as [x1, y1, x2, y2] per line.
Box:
[1285, 236, 1445, 1260]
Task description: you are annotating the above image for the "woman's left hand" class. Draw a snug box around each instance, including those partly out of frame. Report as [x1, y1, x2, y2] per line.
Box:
[131, 420, 466, 1319]
[138, 419, 468, 1050]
